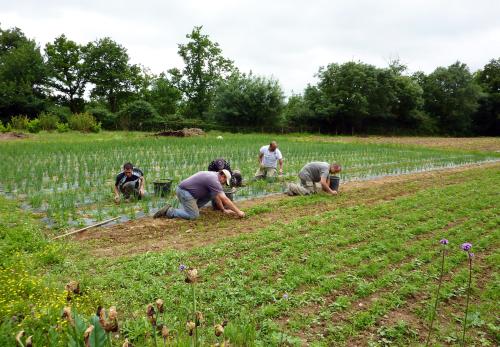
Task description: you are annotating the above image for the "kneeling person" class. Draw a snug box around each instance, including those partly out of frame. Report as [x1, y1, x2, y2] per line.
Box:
[287, 162, 341, 196]
[208, 158, 243, 187]
[114, 162, 145, 203]
[154, 170, 245, 220]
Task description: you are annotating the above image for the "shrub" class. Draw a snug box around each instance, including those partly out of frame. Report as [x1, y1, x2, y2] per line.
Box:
[0, 121, 5, 133]
[56, 122, 70, 133]
[38, 112, 60, 131]
[27, 119, 41, 133]
[45, 104, 73, 122]
[10, 115, 30, 130]
[67, 113, 101, 133]
[118, 100, 162, 131]
[87, 107, 117, 130]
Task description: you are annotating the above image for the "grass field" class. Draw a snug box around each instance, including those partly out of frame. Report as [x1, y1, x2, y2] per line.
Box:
[0, 133, 499, 346]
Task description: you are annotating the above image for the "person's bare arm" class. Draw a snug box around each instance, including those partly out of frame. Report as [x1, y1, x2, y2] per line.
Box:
[278, 159, 283, 174]
[216, 192, 245, 217]
[113, 184, 120, 202]
[139, 176, 145, 195]
[213, 194, 226, 211]
[320, 177, 337, 195]
[258, 153, 264, 166]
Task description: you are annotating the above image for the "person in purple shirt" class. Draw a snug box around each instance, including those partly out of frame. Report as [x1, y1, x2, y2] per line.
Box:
[153, 169, 245, 220]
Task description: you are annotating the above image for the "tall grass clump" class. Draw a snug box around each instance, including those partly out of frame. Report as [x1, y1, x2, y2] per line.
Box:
[10, 115, 30, 130]
[68, 113, 101, 132]
[38, 112, 60, 131]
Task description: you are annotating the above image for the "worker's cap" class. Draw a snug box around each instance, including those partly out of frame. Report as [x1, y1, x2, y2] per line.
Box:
[221, 169, 231, 186]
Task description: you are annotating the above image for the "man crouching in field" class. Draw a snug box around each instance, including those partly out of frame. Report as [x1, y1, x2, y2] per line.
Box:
[113, 162, 145, 203]
[286, 162, 341, 196]
[153, 170, 245, 220]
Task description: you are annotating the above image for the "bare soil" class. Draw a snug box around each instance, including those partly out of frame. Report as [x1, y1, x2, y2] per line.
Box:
[0, 132, 29, 141]
[72, 162, 499, 257]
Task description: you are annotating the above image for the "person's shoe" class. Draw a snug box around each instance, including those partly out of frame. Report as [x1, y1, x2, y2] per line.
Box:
[153, 204, 171, 218]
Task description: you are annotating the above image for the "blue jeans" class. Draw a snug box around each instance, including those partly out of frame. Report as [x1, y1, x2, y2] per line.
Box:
[167, 187, 211, 220]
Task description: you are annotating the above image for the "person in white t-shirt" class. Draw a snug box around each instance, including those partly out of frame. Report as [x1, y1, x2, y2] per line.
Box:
[254, 141, 284, 179]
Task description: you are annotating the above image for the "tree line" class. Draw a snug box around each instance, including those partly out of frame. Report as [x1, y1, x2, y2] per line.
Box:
[0, 25, 498, 135]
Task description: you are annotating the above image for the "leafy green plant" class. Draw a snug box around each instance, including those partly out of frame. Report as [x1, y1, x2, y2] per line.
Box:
[27, 118, 41, 133]
[10, 115, 29, 130]
[38, 112, 60, 131]
[56, 122, 70, 133]
[68, 113, 101, 132]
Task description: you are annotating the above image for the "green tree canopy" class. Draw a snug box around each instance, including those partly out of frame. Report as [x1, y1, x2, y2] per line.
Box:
[169, 26, 235, 119]
[84, 37, 142, 112]
[210, 72, 284, 130]
[0, 26, 47, 120]
[45, 34, 87, 113]
[143, 73, 182, 117]
[472, 58, 500, 135]
[421, 62, 481, 135]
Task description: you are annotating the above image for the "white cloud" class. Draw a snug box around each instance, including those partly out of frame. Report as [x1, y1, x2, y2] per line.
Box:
[1, 0, 499, 95]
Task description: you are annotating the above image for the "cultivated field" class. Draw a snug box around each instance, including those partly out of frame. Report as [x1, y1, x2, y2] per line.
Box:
[1, 132, 498, 231]
[0, 133, 499, 346]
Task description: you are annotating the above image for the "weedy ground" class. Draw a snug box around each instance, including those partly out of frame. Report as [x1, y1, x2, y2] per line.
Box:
[0, 133, 499, 346]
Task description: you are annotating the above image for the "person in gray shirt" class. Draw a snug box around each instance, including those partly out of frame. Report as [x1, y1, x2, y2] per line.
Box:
[154, 170, 245, 220]
[287, 162, 342, 196]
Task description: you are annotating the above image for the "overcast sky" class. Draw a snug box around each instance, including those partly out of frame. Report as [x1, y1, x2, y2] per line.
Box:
[2, 0, 499, 95]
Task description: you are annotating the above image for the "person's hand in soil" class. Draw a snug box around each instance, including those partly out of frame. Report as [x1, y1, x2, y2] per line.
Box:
[237, 211, 245, 218]
[114, 195, 120, 204]
[223, 209, 235, 215]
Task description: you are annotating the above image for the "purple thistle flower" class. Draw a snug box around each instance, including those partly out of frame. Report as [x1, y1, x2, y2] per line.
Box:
[440, 239, 449, 245]
[179, 264, 187, 272]
[468, 252, 474, 259]
[461, 243, 472, 252]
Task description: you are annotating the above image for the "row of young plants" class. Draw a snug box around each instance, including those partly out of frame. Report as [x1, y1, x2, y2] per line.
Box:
[1, 132, 498, 229]
[0, 113, 101, 134]
[22, 165, 496, 346]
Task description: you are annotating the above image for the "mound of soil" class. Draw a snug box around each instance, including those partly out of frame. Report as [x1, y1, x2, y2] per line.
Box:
[0, 132, 29, 141]
[155, 128, 205, 137]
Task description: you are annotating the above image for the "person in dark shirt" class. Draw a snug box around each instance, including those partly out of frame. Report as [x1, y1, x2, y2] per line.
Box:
[113, 162, 145, 203]
[207, 158, 243, 187]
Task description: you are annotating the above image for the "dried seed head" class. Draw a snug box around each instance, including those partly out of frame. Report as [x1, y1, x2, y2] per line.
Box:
[65, 280, 81, 296]
[195, 311, 204, 326]
[146, 304, 156, 326]
[214, 324, 224, 337]
[104, 320, 119, 333]
[161, 325, 169, 338]
[98, 307, 106, 321]
[186, 321, 196, 335]
[122, 338, 133, 347]
[146, 304, 155, 317]
[155, 299, 164, 313]
[102, 307, 119, 333]
[15, 330, 25, 345]
[62, 306, 74, 326]
[185, 268, 198, 283]
[84, 325, 94, 347]
[108, 306, 118, 321]
[25, 336, 33, 347]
